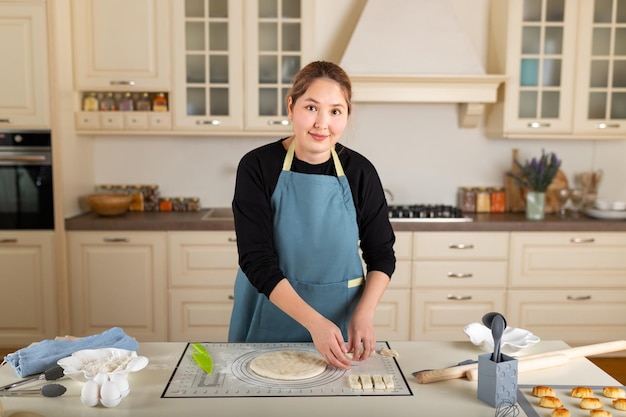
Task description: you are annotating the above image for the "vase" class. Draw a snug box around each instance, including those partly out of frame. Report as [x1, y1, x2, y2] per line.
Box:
[526, 191, 546, 220]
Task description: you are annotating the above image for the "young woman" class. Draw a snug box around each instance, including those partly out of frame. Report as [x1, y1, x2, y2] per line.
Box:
[228, 61, 395, 370]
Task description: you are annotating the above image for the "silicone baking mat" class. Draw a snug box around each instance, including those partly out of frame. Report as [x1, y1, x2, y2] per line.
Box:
[517, 384, 626, 417]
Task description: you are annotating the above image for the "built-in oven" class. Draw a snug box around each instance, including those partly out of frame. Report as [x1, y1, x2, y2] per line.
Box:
[0, 131, 54, 230]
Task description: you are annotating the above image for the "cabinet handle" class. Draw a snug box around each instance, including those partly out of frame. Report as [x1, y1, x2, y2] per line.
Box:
[196, 120, 221, 126]
[110, 80, 136, 86]
[228, 295, 235, 300]
[447, 272, 473, 278]
[0, 118, 10, 124]
[0, 238, 18, 244]
[570, 237, 595, 244]
[567, 295, 592, 301]
[527, 122, 551, 128]
[267, 119, 290, 126]
[227, 237, 237, 242]
[449, 243, 474, 249]
[103, 237, 130, 243]
[447, 294, 472, 301]
[597, 122, 620, 129]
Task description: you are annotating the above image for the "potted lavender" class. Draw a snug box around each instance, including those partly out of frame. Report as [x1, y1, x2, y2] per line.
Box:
[507, 150, 561, 220]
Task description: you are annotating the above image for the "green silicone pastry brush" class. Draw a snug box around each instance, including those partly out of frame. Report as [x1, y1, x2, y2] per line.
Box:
[191, 343, 213, 375]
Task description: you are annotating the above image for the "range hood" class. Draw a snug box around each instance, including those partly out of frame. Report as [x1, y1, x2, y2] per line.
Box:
[340, 0, 506, 128]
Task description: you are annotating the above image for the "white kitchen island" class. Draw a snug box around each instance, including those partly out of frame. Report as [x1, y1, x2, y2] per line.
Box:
[0, 341, 622, 417]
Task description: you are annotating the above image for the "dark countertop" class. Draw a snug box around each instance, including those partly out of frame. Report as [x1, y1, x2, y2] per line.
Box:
[65, 210, 626, 232]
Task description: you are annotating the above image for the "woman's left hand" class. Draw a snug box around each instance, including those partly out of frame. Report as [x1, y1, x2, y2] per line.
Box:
[346, 311, 376, 361]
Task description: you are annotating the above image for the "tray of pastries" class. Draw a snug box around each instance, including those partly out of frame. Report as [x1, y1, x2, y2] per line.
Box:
[518, 384, 626, 417]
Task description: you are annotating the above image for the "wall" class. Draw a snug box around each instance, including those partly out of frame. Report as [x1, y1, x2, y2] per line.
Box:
[69, 0, 626, 214]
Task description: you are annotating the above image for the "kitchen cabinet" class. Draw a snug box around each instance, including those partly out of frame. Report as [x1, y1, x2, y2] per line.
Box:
[507, 232, 626, 348]
[171, 0, 313, 134]
[71, 0, 172, 132]
[168, 231, 238, 341]
[67, 231, 167, 342]
[411, 232, 508, 341]
[0, 232, 57, 347]
[0, 1, 50, 129]
[487, 0, 626, 139]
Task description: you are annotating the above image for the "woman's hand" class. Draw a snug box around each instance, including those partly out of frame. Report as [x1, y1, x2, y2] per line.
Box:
[307, 316, 352, 370]
[347, 310, 376, 361]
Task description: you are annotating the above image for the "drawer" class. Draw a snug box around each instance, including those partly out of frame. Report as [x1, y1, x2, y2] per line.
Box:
[169, 289, 234, 342]
[509, 232, 626, 288]
[507, 289, 626, 346]
[394, 231, 412, 259]
[414, 232, 508, 259]
[389, 259, 411, 289]
[124, 112, 148, 129]
[411, 289, 505, 341]
[374, 289, 411, 341]
[413, 261, 508, 288]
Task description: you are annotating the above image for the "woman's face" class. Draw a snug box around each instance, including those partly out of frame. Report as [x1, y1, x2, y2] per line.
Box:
[288, 78, 349, 164]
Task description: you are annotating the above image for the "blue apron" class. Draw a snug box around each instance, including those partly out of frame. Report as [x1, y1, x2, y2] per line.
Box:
[228, 140, 364, 342]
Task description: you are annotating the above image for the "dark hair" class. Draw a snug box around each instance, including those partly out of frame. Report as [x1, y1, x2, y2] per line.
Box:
[287, 61, 352, 115]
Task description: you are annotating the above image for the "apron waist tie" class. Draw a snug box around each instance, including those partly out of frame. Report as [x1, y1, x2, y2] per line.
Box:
[348, 277, 364, 288]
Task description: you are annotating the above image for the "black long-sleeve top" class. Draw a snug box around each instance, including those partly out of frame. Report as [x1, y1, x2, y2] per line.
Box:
[232, 138, 396, 298]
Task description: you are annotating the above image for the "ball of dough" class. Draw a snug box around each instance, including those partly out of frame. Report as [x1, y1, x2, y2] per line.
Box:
[539, 396, 564, 409]
[580, 397, 604, 410]
[590, 410, 612, 417]
[551, 408, 570, 417]
[571, 386, 594, 398]
[603, 387, 626, 399]
[613, 398, 626, 411]
[533, 385, 556, 397]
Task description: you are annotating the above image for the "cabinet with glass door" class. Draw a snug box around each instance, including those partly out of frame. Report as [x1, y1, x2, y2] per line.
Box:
[171, 0, 313, 134]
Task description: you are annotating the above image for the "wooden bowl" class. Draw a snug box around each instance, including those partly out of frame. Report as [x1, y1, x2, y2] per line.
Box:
[87, 193, 132, 216]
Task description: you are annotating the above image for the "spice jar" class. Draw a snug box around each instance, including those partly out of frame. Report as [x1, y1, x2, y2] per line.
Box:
[186, 197, 201, 212]
[490, 187, 506, 213]
[458, 187, 476, 213]
[142, 185, 160, 212]
[476, 187, 491, 213]
[129, 185, 144, 211]
[172, 197, 187, 212]
[159, 197, 172, 212]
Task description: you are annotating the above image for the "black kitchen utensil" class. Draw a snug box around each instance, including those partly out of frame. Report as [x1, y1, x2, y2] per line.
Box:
[0, 383, 66, 397]
[0, 365, 64, 391]
[482, 312, 507, 363]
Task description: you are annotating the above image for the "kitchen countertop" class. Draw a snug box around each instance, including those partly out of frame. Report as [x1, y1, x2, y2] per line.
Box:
[65, 209, 626, 232]
[0, 341, 620, 417]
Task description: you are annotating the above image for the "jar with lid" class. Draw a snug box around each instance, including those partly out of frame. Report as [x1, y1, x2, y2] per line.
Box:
[458, 187, 476, 213]
[142, 185, 160, 212]
[490, 187, 506, 213]
[83, 93, 99, 111]
[476, 187, 491, 213]
[172, 197, 187, 212]
[118, 93, 134, 111]
[159, 197, 172, 212]
[136, 93, 152, 111]
[186, 197, 201, 212]
[152, 93, 168, 112]
[129, 185, 144, 211]
[100, 92, 117, 111]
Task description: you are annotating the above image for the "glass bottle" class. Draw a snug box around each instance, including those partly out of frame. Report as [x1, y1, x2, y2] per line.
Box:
[136, 93, 152, 111]
[458, 187, 476, 213]
[83, 93, 99, 111]
[152, 93, 168, 112]
[118, 93, 134, 111]
[100, 93, 117, 111]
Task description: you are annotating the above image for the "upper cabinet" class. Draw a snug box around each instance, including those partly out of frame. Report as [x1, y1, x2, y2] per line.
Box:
[0, 1, 50, 129]
[487, 0, 626, 139]
[171, 0, 314, 134]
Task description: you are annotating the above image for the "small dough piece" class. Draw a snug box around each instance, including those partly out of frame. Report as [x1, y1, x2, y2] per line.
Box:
[378, 348, 399, 358]
[551, 409, 570, 417]
[571, 386, 594, 398]
[348, 374, 362, 390]
[359, 375, 373, 390]
[382, 374, 394, 390]
[603, 387, 626, 399]
[613, 398, 626, 410]
[249, 350, 327, 380]
[580, 397, 604, 410]
[371, 374, 384, 390]
[590, 410, 612, 417]
[533, 385, 556, 397]
[539, 396, 564, 409]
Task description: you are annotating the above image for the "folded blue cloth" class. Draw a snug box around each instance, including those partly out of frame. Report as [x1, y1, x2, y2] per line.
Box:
[3, 327, 139, 377]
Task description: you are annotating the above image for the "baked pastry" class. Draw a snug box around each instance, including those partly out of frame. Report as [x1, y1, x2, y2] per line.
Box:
[533, 385, 556, 397]
[571, 386, 594, 398]
[539, 396, 564, 409]
[551, 408, 570, 417]
[580, 397, 604, 410]
[590, 410, 612, 417]
[613, 398, 626, 410]
[603, 386, 626, 399]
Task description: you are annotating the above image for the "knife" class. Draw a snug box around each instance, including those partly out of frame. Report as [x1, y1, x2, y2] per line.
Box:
[191, 343, 213, 375]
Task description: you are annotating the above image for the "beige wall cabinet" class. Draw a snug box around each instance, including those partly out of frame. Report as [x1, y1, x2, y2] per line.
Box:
[487, 0, 626, 139]
[168, 231, 238, 342]
[411, 232, 508, 341]
[507, 232, 626, 347]
[0, 232, 56, 347]
[67, 231, 167, 342]
[171, 0, 313, 134]
[72, 0, 171, 132]
[0, 1, 50, 129]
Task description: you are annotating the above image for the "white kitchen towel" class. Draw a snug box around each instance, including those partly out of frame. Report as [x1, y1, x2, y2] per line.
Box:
[2, 327, 139, 377]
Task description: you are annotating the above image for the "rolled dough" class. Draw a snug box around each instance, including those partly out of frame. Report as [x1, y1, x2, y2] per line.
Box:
[249, 350, 327, 380]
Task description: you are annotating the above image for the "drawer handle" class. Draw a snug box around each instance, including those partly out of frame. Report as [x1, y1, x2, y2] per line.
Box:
[110, 80, 136, 86]
[449, 243, 474, 249]
[447, 294, 472, 301]
[597, 122, 620, 129]
[527, 121, 551, 128]
[0, 118, 11, 123]
[227, 237, 237, 242]
[228, 295, 235, 300]
[267, 119, 290, 126]
[103, 237, 130, 243]
[570, 237, 595, 244]
[0, 238, 18, 244]
[567, 295, 592, 301]
[196, 119, 221, 125]
[447, 272, 473, 278]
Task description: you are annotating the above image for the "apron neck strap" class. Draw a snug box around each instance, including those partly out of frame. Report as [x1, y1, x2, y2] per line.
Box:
[283, 139, 345, 177]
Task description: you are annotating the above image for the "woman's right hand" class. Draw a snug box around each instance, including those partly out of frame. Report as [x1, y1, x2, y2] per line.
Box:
[307, 317, 352, 370]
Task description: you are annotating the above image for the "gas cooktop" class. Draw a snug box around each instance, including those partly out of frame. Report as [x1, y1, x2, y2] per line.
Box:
[387, 205, 473, 222]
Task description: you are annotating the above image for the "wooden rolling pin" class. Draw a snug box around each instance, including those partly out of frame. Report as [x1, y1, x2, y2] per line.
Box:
[415, 340, 626, 384]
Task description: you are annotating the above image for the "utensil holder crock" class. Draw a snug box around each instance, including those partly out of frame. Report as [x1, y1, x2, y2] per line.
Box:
[477, 353, 518, 407]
